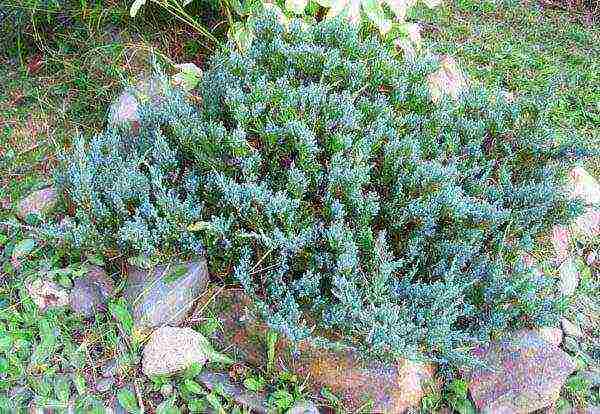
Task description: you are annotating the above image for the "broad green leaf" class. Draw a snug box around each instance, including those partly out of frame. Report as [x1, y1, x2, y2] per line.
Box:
[197, 333, 234, 365]
[129, 0, 146, 17]
[117, 388, 140, 414]
[285, 0, 309, 14]
[266, 330, 277, 373]
[183, 361, 205, 379]
[184, 378, 204, 394]
[206, 393, 226, 414]
[12, 238, 36, 259]
[73, 373, 86, 395]
[164, 264, 189, 284]
[243, 376, 266, 392]
[188, 399, 208, 412]
[228, 22, 255, 52]
[109, 301, 134, 336]
[361, 0, 391, 34]
[172, 63, 202, 91]
[270, 389, 294, 409]
[54, 376, 71, 402]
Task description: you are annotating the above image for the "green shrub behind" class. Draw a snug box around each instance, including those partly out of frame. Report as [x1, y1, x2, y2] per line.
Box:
[53, 12, 584, 367]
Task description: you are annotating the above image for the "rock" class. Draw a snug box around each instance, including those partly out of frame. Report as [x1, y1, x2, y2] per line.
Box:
[109, 91, 139, 126]
[552, 225, 571, 264]
[198, 370, 269, 414]
[26, 279, 69, 312]
[124, 260, 209, 329]
[100, 358, 118, 378]
[568, 167, 600, 239]
[467, 330, 576, 414]
[95, 377, 115, 393]
[581, 369, 600, 387]
[569, 167, 600, 205]
[559, 257, 579, 296]
[537, 327, 563, 346]
[561, 318, 583, 338]
[16, 187, 57, 221]
[109, 78, 166, 129]
[142, 327, 207, 376]
[563, 336, 580, 353]
[69, 266, 115, 317]
[427, 56, 467, 103]
[288, 401, 319, 414]
[160, 383, 173, 397]
[198, 289, 434, 413]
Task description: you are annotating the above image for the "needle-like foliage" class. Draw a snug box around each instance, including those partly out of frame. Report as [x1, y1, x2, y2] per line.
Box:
[53, 12, 585, 367]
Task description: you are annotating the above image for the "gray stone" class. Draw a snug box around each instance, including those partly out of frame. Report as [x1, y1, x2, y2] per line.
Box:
[559, 257, 579, 296]
[100, 358, 118, 378]
[69, 266, 115, 317]
[16, 187, 57, 221]
[109, 91, 139, 126]
[467, 330, 576, 414]
[537, 327, 563, 346]
[142, 327, 207, 376]
[108, 78, 165, 129]
[581, 369, 600, 387]
[95, 377, 115, 393]
[160, 383, 173, 397]
[198, 370, 269, 414]
[288, 401, 320, 414]
[124, 260, 209, 329]
[561, 318, 583, 338]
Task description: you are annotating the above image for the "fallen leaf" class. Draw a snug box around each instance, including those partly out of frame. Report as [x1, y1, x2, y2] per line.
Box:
[27, 55, 44, 74]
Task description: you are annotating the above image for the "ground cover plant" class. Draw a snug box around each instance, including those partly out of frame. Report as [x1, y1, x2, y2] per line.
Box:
[54, 10, 588, 368]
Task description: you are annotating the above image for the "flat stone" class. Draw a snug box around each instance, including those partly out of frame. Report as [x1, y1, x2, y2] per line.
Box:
[537, 327, 563, 346]
[427, 55, 467, 103]
[26, 279, 69, 312]
[559, 257, 579, 296]
[552, 225, 571, 264]
[467, 330, 576, 414]
[198, 370, 269, 413]
[108, 78, 166, 131]
[561, 318, 583, 338]
[568, 167, 600, 239]
[198, 289, 434, 413]
[124, 260, 209, 329]
[69, 266, 115, 317]
[95, 377, 115, 393]
[142, 327, 207, 376]
[288, 400, 319, 414]
[16, 187, 57, 221]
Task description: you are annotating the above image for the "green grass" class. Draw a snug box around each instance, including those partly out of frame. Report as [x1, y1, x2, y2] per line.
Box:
[418, 0, 600, 176]
[1, 0, 599, 411]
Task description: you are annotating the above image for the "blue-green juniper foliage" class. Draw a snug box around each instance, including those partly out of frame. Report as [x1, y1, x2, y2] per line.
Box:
[53, 12, 584, 367]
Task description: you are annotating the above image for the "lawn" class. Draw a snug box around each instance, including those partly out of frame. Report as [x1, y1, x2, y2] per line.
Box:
[0, 0, 598, 412]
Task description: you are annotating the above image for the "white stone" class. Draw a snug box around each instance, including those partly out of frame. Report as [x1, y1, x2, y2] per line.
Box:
[561, 318, 583, 338]
[558, 257, 579, 296]
[537, 327, 563, 346]
[142, 327, 207, 376]
[26, 279, 69, 312]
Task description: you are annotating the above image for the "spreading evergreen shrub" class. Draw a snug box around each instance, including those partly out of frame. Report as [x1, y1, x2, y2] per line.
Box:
[53, 12, 585, 367]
